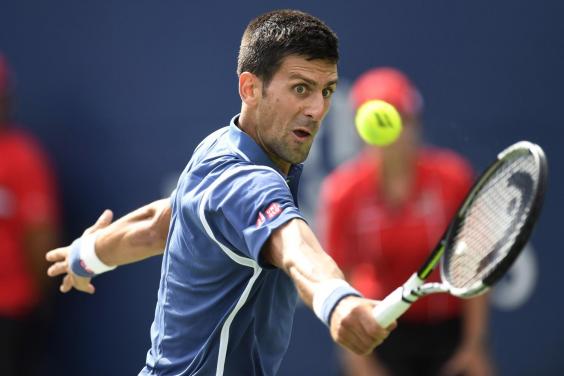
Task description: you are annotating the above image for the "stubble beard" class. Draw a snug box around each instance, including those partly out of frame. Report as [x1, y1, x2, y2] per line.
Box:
[271, 133, 313, 165]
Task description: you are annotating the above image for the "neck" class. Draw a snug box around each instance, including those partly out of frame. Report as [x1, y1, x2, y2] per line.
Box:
[238, 106, 256, 139]
[239, 107, 291, 175]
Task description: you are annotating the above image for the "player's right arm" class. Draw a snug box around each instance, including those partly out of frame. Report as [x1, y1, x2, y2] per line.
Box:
[263, 218, 395, 356]
[208, 166, 394, 355]
[46, 198, 171, 294]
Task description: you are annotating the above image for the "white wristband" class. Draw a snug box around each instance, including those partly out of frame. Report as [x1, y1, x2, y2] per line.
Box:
[80, 233, 117, 275]
[312, 279, 361, 325]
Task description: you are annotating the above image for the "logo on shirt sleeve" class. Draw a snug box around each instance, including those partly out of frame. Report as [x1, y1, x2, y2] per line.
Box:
[255, 202, 283, 228]
[265, 202, 282, 219]
[256, 212, 266, 228]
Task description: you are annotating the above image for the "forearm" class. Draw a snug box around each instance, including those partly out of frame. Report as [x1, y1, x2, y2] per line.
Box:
[94, 199, 171, 266]
[263, 218, 345, 308]
[263, 218, 392, 355]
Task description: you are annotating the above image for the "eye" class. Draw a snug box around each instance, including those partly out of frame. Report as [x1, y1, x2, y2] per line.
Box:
[322, 88, 334, 98]
[294, 85, 307, 95]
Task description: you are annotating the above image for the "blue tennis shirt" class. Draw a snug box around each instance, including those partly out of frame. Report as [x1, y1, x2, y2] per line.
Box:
[140, 115, 306, 376]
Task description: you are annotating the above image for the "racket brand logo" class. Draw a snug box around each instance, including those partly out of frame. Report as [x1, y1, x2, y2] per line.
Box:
[476, 171, 534, 274]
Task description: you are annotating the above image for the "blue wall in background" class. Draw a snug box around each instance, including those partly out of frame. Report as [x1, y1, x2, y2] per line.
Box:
[1, 1, 563, 375]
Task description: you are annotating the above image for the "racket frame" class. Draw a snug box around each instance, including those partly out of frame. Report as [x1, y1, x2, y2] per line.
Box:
[441, 141, 547, 294]
[373, 141, 547, 327]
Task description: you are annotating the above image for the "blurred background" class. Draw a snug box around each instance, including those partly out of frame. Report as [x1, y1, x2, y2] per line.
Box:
[0, 0, 562, 375]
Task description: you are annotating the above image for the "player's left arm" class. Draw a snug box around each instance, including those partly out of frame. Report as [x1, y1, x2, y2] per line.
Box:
[46, 198, 171, 294]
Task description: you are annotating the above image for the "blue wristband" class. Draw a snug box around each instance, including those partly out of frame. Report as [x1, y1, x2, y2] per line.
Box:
[321, 285, 362, 326]
[69, 237, 96, 278]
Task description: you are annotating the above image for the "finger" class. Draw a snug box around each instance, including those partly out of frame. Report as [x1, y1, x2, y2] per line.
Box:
[74, 277, 96, 295]
[386, 320, 397, 331]
[338, 330, 371, 355]
[354, 325, 381, 352]
[77, 281, 96, 295]
[368, 325, 391, 348]
[60, 275, 73, 293]
[85, 209, 114, 235]
[60, 274, 96, 295]
[337, 318, 378, 354]
[46, 247, 68, 262]
[95, 209, 114, 227]
[98, 209, 114, 225]
[47, 261, 68, 277]
[366, 299, 397, 330]
[358, 310, 393, 349]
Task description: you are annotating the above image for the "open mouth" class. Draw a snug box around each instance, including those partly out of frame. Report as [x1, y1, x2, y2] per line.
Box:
[293, 129, 311, 139]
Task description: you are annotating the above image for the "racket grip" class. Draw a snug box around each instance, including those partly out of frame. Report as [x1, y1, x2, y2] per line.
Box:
[372, 273, 423, 327]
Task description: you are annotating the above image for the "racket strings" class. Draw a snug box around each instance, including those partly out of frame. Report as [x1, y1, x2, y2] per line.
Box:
[444, 153, 539, 290]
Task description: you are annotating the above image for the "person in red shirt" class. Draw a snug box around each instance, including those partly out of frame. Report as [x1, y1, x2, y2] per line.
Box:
[0, 54, 60, 376]
[320, 67, 494, 376]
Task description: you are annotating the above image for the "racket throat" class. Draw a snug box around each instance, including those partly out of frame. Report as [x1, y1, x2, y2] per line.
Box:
[400, 273, 425, 302]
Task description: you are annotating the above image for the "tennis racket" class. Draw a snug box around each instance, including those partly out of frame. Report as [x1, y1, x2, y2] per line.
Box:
[373, 140, 547, 327]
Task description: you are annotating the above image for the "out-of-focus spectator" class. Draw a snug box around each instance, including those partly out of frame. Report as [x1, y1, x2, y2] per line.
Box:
[0, 54, 61, 376]
[320, 67, 494, 376]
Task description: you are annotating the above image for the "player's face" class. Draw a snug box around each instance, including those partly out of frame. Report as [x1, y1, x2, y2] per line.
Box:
[255, 55, 338, 172]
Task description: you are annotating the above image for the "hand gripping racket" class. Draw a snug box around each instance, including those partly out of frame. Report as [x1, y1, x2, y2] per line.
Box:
[373, 141, 548, 327]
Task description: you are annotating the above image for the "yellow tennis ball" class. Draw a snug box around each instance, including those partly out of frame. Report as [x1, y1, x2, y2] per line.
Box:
[355, 100, 403, 146]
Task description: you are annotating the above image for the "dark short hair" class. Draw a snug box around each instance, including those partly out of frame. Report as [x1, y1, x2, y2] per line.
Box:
[237, 9, 339, 87]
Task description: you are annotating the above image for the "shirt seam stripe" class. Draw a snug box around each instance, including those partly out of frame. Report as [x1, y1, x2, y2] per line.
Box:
[196, 164, 280, 375]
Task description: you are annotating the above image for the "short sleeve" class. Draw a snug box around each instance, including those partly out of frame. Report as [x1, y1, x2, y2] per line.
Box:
[203, 165, 304, 265]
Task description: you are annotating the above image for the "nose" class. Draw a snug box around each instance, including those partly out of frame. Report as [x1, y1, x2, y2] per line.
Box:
[304, 92, 327, 122]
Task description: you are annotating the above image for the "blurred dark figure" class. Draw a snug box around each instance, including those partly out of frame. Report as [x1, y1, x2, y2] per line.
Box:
[0, 54, 60, 376]
[320, 67, 494, 376]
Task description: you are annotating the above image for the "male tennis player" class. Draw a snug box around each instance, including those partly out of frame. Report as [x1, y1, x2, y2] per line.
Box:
[46, 9, 394, 375]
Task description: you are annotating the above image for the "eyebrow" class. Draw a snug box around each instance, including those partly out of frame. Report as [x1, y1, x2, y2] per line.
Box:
[289, 73, 338, 88]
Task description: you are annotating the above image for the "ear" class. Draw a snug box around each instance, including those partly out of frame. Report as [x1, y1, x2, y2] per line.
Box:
[239, 72, 261, 106]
